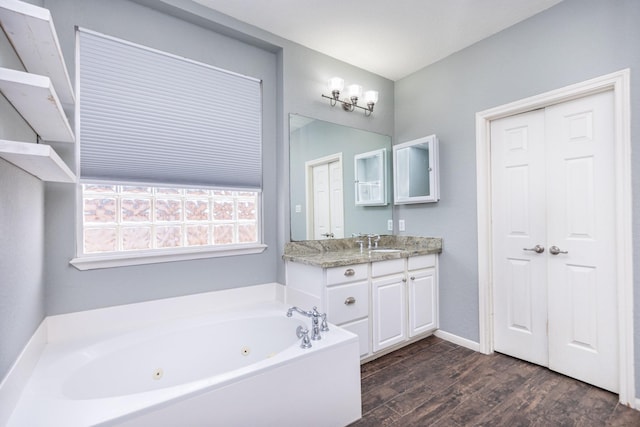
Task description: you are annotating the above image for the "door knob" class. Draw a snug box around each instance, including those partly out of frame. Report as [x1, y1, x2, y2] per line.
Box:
[549, 245, 568, 255]
[523, 245, 545, 254]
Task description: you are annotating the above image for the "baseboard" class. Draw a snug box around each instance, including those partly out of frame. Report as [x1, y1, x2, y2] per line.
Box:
[434, 329, 481, 352]
[0, 319, 48, 426]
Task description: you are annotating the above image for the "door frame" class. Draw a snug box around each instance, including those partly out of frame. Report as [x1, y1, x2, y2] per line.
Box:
[304, 152, 343, 239]
[475, 69, 634, 406]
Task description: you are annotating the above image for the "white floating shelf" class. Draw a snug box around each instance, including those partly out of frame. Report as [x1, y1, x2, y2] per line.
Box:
[0, 139, 75, 183]
[0, 0, 75, 106]
[0, 67, 75, 143]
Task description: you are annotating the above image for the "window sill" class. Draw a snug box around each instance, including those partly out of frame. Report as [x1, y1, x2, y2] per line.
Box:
[69, 243, 267, 271]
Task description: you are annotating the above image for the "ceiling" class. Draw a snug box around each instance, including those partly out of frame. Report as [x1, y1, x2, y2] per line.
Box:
[193, 0, 563, 81]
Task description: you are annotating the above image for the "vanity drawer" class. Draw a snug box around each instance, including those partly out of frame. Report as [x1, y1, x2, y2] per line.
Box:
[326, 281, 369, 324]
[371, 258, 405, 277]
[326, 263, 368, 286]
[408, 254, 436, 270]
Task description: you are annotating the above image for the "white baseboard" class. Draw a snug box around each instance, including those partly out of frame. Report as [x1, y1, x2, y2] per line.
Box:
[434, 329, 481, 352]
[0, 320, 48, 427]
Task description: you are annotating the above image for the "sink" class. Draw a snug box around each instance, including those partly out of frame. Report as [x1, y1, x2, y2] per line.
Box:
[369, 248, 403, 253]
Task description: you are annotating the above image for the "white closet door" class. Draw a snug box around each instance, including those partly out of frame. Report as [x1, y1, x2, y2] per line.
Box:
[329, 160, 344, 238]
[491, 90, 618, 393]
[312, 163, 331, 239]
[491, 109, 548, 366]
[545, 90, 617, 392]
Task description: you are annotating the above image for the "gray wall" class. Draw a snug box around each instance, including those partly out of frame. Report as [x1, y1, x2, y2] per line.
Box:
[42, 0, 278, 314]
[38, 0, 395, 315]
[0, 28, 45, 381]
[394, 0, 640, 392]
[0, 0, 394, 382]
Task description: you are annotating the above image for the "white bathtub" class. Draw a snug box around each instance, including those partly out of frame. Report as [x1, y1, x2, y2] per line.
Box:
[7, 302, 362, 426]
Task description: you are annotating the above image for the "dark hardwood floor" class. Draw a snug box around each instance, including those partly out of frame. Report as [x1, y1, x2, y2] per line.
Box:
[351, 336, 640, 426]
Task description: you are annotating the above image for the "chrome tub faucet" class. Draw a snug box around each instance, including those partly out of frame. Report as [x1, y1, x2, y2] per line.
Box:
[286, 306, 329, 341]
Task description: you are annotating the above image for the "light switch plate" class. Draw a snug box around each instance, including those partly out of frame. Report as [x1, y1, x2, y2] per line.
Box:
[399, 219, 405, 231]
[387, 219, 393, 231]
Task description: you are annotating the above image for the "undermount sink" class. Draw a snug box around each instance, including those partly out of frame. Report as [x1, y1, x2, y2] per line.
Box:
[369, 248, 403, 253]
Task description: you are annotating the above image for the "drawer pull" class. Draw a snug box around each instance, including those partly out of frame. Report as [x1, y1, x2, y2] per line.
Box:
[344, 297, 356, 305]
[344, 268, 355, 277]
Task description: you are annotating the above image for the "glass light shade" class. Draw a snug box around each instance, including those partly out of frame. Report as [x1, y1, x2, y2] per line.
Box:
[347, 84, 363, 99]
[364, 90, 379, 104]
[328, 77, 344, 92]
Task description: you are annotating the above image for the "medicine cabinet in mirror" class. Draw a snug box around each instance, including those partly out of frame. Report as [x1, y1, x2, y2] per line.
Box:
[393, 135, 440, 204]
[354, 148, 387, 206]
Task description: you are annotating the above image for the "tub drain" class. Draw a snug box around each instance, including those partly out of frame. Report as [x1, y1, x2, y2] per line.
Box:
[240, 346, 251, 356]
[152, 368, 164, 380]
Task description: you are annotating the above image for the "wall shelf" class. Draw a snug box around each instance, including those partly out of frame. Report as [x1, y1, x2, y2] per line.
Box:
[0, 67, 75, 143]
[0, 139, 75, 183]
[0, 0, 75, 107]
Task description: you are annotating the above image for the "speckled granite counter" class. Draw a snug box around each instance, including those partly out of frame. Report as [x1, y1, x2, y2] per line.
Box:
[283, 235, 442, 268]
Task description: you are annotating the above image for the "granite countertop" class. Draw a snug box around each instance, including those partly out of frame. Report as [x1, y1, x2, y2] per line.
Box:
[283, 235, 443, 268]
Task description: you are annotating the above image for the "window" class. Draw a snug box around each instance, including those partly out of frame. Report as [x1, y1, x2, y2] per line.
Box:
[82, 184, 259, 253]
[72, 29, 264, 269]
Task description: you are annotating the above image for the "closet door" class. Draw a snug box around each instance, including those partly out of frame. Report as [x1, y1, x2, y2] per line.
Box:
[491, 90, 618, 393]
[545, 91, 617, 393]
[491, 109, 548, 367]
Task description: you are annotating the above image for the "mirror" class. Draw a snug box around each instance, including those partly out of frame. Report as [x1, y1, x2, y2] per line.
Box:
[290, 114, 392, 240]
[393, 135, 440, 204]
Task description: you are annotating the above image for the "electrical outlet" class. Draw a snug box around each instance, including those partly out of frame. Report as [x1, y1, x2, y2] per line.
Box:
[399, 219, 405, 231]
[387, 219, 393, 231]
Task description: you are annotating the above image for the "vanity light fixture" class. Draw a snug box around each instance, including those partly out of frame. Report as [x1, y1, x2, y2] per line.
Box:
[322, 77, 378, 116]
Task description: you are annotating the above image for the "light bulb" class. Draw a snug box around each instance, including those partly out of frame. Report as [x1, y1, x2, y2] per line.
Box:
[347, 84, 363, 99]
[328, 77, 344, 92]
[364, 90, 379, 104]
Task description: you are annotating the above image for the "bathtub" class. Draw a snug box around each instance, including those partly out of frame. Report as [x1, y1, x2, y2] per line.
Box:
[7, 302, 362, 426]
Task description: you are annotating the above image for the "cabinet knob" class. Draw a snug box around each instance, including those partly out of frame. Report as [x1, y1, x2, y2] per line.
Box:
[344, 268, 355, 277]
[410, 276, 416, 281]
[402, 278, 407, 282]
[344, 296, 356, 305]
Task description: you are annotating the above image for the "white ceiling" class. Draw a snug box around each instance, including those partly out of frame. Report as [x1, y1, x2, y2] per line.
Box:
[193, 0, 563, 81]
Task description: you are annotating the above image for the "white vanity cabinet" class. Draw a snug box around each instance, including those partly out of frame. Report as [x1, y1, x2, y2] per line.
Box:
[325, 264, 370, 357]
[371, 259, 406, 353]
[407, 255, 438, 337]
[285, 262, 371, 357]
[285, 252, 439, 361]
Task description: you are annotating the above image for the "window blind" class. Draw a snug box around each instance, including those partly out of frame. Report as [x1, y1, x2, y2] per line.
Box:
[77, 29, 262, 189]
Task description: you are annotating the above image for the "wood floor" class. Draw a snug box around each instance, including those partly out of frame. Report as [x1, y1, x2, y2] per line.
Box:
[351, 336, 640, 426]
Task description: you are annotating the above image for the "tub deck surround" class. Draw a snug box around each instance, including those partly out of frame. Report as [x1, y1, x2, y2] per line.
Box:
[283, 235, 443, 267]
[3, 284, 362, 427]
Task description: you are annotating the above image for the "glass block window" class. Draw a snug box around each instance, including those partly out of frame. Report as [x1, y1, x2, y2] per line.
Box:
[82, 184, 259, 254]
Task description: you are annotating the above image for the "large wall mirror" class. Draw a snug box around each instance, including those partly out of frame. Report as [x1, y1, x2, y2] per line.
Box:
[289, 114, 392, 241]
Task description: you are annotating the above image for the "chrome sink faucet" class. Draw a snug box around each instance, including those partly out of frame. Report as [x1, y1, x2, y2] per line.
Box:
[367, 234, 380, 249]
[286, 306, 329, 340]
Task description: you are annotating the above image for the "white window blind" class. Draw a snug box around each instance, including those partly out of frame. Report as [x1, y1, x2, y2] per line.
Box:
[77, 29, 262, 189]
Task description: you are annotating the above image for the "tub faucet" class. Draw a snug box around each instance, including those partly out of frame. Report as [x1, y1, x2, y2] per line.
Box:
[286, 306, 329, 340]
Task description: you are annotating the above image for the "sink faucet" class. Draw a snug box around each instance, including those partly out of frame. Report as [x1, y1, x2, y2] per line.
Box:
[286, 306, 329, 340]
[367, 234, 380, 249]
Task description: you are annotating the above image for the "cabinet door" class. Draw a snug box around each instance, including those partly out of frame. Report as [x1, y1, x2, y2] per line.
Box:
[408, 268, 437, 337]
[372, 274, 407, 352]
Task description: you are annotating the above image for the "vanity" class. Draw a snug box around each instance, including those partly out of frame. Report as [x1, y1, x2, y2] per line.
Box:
[283, 236, 442, 362]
